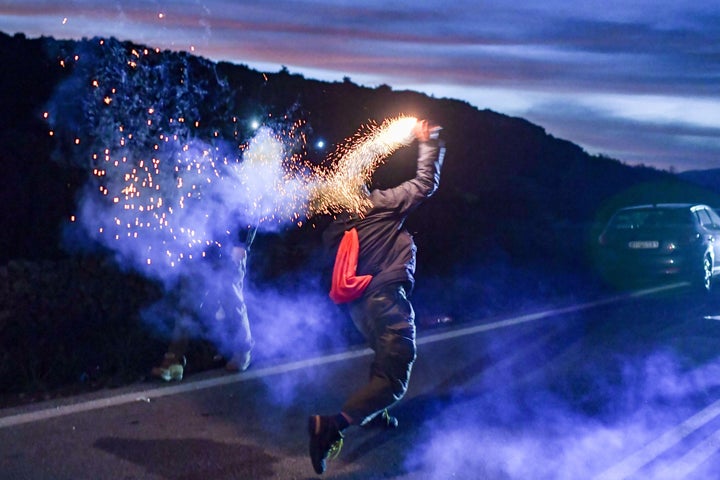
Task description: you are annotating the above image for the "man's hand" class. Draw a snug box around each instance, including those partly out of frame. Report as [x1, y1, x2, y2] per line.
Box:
[413, 119, 441, 142]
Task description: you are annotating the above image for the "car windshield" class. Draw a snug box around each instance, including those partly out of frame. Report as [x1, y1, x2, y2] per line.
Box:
[609, 208, 693, 229]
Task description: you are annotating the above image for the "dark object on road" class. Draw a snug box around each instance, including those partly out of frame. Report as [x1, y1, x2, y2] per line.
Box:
[597, 203, 720, 291]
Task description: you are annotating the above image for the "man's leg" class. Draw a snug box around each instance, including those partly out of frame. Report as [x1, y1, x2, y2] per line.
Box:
[218, 246, 254, 372]
[342, 284, 416, 425]
[308, 284, 416, 474]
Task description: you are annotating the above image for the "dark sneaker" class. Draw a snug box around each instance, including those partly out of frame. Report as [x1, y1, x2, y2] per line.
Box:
[308, 415, 344, 474]
[362, 409, 398, 430]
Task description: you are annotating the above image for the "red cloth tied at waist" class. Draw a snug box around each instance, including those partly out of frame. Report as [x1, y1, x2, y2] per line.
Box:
[329, 228, 373, 304]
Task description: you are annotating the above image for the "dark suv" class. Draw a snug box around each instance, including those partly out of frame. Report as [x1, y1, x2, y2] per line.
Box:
[597, 203, 720, 291]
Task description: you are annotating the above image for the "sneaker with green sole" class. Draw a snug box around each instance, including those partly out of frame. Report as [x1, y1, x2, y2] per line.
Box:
[308, 415, 344, 474]
[150, 353, 186, 382]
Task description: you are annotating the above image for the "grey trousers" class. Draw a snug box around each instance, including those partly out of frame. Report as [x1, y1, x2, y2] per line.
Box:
[208, 246, 254, 357]
[342, 283, 417, 425]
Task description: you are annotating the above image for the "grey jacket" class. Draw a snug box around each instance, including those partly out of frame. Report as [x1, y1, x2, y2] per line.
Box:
[324, 138, 445, 296]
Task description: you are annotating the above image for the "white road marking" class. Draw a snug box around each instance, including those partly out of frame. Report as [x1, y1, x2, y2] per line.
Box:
[0, 282, 685, 430]
[594, 398, 720, 480]
[668, 426, 720, 478]
[418, 282, 684, 346]
[0, 348, 372, 429]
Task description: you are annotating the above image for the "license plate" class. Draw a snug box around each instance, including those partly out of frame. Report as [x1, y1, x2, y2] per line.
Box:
[628, 241, 659, 249]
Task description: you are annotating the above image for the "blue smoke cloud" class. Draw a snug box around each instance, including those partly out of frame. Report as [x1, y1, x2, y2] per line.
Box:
[47, 38, 311, 282]
[45, 37, 328, 361]
[404, 346, 720, 479]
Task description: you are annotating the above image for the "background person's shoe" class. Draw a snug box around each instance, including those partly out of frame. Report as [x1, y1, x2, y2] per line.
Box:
[150, 353, 186, 382]
[308, 415, 344, 474]
[225, 351, 251, 372]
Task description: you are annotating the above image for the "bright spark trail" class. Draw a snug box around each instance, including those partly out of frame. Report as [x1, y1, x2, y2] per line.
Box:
[309, 115, 418, 217]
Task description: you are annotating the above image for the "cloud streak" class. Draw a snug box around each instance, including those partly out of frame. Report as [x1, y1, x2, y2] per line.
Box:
[2, 0, 719, 171]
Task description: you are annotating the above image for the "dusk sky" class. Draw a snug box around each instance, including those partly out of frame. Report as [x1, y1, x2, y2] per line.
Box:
[2, 0, 718, 172]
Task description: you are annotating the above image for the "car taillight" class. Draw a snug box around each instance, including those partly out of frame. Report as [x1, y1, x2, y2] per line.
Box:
[662, 241, 677, 252]
[664, 234, 701, 251]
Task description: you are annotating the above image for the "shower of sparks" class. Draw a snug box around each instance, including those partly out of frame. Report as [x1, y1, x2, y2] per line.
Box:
[44, 36, 420, 283]
[44, 37, 311, 281]
[308, 115, 418, 217]
[222, 125, 312, 228]
[70, 123, 308, 273]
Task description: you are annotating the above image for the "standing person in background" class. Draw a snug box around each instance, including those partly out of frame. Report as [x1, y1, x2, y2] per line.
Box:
[216, 224, 257, 372]
[308, 119, 445, 475]
[150, 225, 257, 380]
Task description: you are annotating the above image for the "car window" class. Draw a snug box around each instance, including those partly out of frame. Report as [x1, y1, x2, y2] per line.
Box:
[707, 208, 720, 228]
[696, 209, 713, 227]
[610, 209, 692, 229]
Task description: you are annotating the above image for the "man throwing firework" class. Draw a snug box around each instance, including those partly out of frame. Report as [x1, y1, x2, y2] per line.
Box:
[308, 119, 445, 475]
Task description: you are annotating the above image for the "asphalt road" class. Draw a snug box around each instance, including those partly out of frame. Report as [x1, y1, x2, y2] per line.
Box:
[2, 282, 720, 479]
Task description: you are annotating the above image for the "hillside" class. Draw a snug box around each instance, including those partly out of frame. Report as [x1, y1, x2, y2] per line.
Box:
[680, 169, 720, 199]
[2, 31, 719, 405]
[4, 31, 719, 267]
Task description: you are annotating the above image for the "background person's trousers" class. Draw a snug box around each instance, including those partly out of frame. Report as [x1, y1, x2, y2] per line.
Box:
[342, 283, 417, 425]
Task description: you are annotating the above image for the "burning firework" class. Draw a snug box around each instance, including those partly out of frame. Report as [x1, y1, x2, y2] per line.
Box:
[309, 115, 418, 217]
